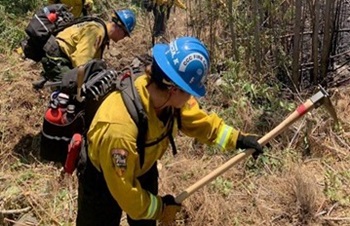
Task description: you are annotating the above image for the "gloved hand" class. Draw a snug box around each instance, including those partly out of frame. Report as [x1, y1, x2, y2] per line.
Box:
[236, 133, 263, 159]
[160, 195, 181, 224]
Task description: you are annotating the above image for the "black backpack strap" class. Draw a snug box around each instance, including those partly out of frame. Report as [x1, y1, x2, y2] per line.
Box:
[168, 134, 177, 156]
[167, 108, 181, 156]
[81, 0, 88, 16]
[117, 68, 148, 168]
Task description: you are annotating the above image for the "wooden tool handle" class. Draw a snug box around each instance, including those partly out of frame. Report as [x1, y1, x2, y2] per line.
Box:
[175, 99, 315, 204]
[76, 66, 85, 102]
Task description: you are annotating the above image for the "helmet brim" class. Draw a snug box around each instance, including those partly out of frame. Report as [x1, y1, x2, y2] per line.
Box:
[152, 44, 205, 97]
[115, 12, 131, 37]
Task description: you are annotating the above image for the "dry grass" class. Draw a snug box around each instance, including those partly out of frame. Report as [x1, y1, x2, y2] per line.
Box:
[1, 4, 350, 226]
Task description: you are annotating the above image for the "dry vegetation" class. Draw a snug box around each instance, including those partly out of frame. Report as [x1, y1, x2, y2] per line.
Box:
[1, 0, 350, 226]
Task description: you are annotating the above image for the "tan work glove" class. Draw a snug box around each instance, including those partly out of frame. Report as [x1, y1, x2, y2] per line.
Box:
[160, 195, 181, 225]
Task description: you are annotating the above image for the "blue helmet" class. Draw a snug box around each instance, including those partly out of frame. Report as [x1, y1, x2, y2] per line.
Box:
[114, 9, 136, 36]
[152, 37, 210, 97]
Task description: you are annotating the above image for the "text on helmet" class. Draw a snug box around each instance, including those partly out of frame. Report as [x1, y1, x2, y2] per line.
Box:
[178, 53, 208, 76]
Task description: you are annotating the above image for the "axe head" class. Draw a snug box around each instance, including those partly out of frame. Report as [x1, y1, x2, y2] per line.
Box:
[310, 85, 339, 126]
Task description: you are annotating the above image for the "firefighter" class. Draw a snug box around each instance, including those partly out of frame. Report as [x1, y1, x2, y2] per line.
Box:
[48, 0, 94, 17]
[143, 0, 187, 45]
[76, 36, 263, 225]
[34, 9, 136, 87]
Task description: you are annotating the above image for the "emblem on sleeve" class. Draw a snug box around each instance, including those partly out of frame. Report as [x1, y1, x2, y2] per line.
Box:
[111, 149, 128, 176]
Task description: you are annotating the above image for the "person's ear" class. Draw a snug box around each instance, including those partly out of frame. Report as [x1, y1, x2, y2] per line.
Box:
[169, 86, 178, 95]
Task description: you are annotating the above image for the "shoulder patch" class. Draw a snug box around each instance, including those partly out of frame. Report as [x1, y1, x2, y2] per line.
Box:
[111, 149, 128, 176]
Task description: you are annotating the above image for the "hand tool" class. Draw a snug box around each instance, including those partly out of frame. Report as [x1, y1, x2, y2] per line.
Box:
[175, 85, 339, 203]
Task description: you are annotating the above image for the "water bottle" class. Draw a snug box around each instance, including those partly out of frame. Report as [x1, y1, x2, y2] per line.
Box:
[50, 90, 60, 102]
[57, 93, 69, 113]
[61, 104, 76, 124]
[43, 7, 57, 23]
[47, 13, 57, 23]
[43, 7, 50, 17]
[45, 100, 63, 124]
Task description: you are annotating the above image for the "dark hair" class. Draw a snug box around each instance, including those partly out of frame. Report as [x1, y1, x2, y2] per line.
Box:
[112, 16, 128, 34]
[147, 60, 174, 90]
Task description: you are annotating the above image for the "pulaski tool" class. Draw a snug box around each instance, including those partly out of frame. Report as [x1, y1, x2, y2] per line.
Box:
[175, 85, 339, 204]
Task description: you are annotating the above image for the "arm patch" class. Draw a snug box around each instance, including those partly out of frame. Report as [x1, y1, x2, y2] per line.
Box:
[111, 149, 128, 176]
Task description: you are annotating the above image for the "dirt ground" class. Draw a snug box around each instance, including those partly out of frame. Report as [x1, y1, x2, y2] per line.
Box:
[1, 4, 350, 226]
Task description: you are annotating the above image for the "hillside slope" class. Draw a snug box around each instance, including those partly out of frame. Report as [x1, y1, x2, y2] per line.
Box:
[0, 3, 350, 226]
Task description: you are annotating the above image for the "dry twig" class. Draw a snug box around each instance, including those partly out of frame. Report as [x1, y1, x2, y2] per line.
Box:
[322, 216, 350, 221]
[0, 206, 31, 214]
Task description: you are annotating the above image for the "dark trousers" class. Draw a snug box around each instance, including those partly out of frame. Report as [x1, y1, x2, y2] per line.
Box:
[41, 36, 72, 82]
[152, 5, 172, 37]
[76, 157, 159, 226]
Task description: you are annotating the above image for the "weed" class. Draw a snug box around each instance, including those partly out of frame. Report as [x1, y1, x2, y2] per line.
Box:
[210, 177, 233, 197]
[18, 170, 34, 183]
[204, 145, 221, 156]
[1, 67, 18, 81]
[0, 6, 27, 53]
[9, 160, 23, 171]
[324, 169, 350, 205]
[0, 0, 41, 15]
[57, 188, 69, 201]
[180, 172, 194, 181]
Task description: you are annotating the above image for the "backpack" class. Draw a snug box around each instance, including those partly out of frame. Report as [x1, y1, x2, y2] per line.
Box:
[21, 4, 109, 62]
[51, 0, 89, 16]
[39, 59, 178, 174]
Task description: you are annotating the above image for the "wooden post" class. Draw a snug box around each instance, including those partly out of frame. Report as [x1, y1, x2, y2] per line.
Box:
[311, 0, 320, 83]
[291, 0, 302, 90]
[252, 0, 261, 73]
[228, 0, 239, 61]
[320, 0, 335, 80]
